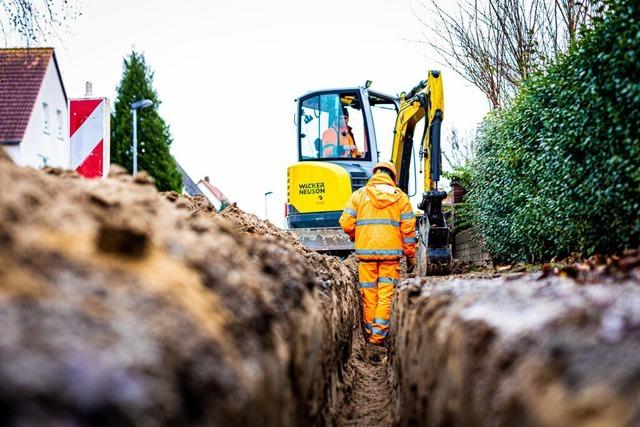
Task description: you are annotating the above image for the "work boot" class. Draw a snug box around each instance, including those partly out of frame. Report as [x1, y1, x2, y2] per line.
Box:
[361, 324, 371, 343]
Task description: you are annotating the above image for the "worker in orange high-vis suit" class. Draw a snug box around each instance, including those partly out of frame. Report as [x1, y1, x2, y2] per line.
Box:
[321, 109, 362, 158]
[339, 161, 416, 346]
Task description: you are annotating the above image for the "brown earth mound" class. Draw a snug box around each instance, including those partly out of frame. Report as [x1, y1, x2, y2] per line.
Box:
[391, 273, 640, 427]
[8, 147, 640, 427]
[0, 153, 359, 426]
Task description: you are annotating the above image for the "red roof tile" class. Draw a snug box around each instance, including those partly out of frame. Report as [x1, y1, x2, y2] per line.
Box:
[0, 48, 57, 145]
[199, 179, 231, 205]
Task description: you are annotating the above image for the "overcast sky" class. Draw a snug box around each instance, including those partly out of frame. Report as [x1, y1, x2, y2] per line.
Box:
[45, 0, 489, 223]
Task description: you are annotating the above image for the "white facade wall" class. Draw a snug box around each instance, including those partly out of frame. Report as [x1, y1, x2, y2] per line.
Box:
[197, 182, 223, 211]
[17, 59, 68, 169]
[3, 145, 21, 163]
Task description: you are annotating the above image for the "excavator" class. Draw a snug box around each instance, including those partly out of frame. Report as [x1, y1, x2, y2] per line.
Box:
[286, 71, 451, 275]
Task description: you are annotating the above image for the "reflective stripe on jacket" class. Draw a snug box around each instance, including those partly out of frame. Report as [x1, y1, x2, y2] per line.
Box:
[339, 172, 416, 260]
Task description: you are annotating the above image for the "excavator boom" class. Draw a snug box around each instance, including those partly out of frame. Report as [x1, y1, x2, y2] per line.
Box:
[390, 71, 451, 275]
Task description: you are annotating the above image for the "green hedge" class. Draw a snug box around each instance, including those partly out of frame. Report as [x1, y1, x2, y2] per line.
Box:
[468, 0, 640, 262]
[443, 165, 473, 233]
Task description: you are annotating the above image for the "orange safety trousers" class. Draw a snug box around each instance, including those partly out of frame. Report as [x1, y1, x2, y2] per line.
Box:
[358, 260, 400, 344]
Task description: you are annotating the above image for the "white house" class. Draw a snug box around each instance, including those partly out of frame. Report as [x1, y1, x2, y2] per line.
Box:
[197, 177, 231, 211]
[0, 48, 69, 169]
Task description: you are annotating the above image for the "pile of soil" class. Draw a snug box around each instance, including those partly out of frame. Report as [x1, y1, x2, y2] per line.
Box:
[10, 147, 639, 427]
[0, 151, 359, 426]
[391, 272, 640, 426]
[541, 250, 640, 283]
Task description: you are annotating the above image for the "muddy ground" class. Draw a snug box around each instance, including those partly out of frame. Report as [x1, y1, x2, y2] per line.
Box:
[0, 151, 360, 426]
[2, 149, 640, 427]
[336, 333, 397, 427]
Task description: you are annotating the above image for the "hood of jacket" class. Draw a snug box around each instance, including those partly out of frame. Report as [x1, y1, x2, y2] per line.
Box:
[364, 172, 403, 209]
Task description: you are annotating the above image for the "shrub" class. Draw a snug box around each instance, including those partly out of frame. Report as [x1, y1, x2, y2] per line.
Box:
[468, 0, 640, 262]
[443, 163, 473, 191]
[444, 164, 474, 233]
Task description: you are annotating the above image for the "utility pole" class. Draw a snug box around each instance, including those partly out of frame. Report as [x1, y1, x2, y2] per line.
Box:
[264, 191, 273, 220]
[130, 99, 153, 174]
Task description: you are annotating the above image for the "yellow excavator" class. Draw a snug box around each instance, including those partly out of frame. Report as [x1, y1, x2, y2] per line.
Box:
[286, 71, 451, 275]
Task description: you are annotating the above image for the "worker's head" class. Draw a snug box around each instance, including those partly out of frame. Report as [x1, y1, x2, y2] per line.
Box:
[372, 161, 397, 183]
[339, 107, 349, 126]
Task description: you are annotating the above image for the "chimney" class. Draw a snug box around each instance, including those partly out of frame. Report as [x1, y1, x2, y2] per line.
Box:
[204, 176, 210, 183]
[85, 81, 93, 97]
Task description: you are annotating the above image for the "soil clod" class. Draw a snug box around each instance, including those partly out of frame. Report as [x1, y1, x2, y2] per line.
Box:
[96, 224, 149, 258]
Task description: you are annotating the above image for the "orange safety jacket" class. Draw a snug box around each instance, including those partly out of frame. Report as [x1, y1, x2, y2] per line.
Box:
[339, 172, 416, 260]
[321, 126, 361, 158]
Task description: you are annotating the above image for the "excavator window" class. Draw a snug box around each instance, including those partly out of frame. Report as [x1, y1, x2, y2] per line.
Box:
[369, 101, 398, 162]
[298, 92, 370, 161]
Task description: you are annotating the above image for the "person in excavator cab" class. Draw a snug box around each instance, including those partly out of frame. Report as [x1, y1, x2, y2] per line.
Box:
[321, 108, 362, 158]
[339, 161, 417, 346]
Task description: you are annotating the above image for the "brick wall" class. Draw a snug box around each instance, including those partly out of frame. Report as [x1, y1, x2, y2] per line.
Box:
[451, 182, 466, 204]
[454, 227, 491, 265]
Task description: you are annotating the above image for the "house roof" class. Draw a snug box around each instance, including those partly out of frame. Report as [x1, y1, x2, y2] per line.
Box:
[198, 179, 231, 206]
[174, 160, 203, 197]
[0, 47, 68, 145]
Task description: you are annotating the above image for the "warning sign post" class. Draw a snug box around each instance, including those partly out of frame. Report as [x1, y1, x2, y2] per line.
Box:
[69, 98, 110, 178]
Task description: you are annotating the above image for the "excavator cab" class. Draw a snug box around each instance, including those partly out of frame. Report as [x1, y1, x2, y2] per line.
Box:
[299, 92, 371, 161]
[286, 86, 398, 252]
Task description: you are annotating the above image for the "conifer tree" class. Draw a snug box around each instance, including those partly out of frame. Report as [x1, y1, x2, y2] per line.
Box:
[110, 51, 182, 192]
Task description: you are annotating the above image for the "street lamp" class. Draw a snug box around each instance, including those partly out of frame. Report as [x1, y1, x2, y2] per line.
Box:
[130, 99, 154, 174]
[264, 191, 273, 220]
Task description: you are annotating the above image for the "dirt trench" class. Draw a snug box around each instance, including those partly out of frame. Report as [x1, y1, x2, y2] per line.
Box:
[335, 332, 397, 427]
[2, 150, 640, 427]
[0, 151, 363, 426]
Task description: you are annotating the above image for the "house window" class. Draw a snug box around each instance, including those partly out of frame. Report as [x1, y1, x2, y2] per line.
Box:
[56, 109, 63, 139]
[38, 154, 49, 168]
[43, 103, 50, 134]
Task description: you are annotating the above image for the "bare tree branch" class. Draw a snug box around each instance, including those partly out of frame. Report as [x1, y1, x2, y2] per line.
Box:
[416, 0, 604, 109]
[0, 0, 80, 45]
[443, 127, 478, 169]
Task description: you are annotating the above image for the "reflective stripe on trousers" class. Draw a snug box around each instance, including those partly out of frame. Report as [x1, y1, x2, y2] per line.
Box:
[358, 260, 400, 345]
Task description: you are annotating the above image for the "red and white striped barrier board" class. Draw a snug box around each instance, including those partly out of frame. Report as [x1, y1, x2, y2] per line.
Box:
[69, 98, 110, 178]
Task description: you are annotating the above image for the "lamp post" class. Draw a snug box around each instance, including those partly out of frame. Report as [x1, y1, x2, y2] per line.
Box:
[130, 99, 153, 174]
[264, 191, 273, 220]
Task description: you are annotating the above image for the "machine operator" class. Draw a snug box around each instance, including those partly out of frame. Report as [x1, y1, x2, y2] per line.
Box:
[321, 108, 362, 158]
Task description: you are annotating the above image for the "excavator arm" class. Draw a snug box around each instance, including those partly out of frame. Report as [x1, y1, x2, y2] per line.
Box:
[390, 70, 444, 192]
[390, 71, 451, 275]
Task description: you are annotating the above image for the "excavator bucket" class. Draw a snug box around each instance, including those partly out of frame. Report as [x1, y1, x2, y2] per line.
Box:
[416, 191, 452, 276]
[416, 229, 452, 276]
[288, 227, 354, 254]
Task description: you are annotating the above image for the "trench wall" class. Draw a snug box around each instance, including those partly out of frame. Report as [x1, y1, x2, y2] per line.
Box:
[0, 151, 360, 426]
[390, 274, 640, 427]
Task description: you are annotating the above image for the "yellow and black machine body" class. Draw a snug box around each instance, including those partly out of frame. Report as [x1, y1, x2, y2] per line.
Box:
[287, 72, 451, 275]
[286, 85, 399, 253]
[390, 70, 451, 275]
